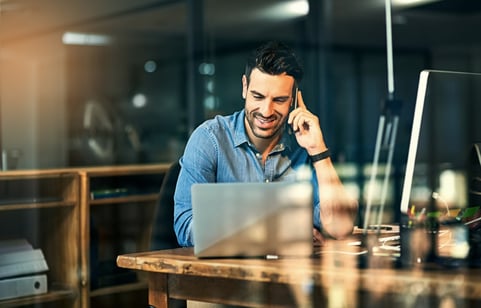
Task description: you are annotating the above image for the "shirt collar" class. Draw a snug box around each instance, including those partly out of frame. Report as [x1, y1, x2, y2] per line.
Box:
[233, 109, 249, 147]
[233, 109, 296, 153]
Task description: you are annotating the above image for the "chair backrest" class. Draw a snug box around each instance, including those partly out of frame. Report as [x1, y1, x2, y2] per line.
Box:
[150, 160, 181, 250]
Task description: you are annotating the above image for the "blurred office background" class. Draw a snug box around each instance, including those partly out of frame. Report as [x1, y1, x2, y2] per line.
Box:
[1, 0, 481, 223]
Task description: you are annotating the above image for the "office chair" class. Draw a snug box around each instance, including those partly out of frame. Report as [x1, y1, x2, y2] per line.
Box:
[150, 160, 182, 250]
[149, 160, 187, 308]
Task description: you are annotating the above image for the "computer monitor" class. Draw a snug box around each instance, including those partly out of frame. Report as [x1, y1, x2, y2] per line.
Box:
[401, 70, 481, 216]
[399, 70, 481, 267]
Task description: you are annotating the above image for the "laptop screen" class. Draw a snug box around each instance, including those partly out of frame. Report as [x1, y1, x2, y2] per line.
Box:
[400, 70, 481, 220]
[191, 181, 313, 258]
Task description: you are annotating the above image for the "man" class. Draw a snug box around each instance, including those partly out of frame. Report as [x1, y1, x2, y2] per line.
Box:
[174, 41, 358, 247]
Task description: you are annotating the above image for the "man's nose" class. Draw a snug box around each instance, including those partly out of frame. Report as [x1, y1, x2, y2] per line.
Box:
[258, 101, 274, 116]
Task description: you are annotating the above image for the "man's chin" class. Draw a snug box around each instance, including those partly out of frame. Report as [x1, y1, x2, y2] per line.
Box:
[252, 129, 276, 139]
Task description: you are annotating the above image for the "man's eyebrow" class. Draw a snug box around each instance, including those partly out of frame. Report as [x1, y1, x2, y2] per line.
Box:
[249, 90, 265, 97]
[250, 90, 290, 100]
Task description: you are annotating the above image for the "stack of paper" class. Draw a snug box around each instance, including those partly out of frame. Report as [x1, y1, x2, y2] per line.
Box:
[0, 239, 48, 301]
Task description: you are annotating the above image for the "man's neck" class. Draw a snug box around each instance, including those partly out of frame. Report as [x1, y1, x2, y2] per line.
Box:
[249, 133, 281, 164]
[243, 115, 284, 163]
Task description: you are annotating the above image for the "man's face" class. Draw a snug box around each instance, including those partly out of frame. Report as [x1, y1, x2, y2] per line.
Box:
[242, 68, 295, 141]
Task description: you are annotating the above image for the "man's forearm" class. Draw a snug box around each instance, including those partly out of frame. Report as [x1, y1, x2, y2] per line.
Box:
[314, 158, 358, 239]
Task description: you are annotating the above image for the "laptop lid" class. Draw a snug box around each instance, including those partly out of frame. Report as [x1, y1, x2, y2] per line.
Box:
[192, 181, 313, 258]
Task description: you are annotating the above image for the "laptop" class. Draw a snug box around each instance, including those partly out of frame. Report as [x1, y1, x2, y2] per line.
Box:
[191, 181, 313, 258]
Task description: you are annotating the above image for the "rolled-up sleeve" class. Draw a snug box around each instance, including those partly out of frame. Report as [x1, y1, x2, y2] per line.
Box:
[173, 125, 218, 246]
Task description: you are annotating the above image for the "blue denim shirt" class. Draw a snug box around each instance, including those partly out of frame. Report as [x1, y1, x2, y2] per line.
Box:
[173, 109, 321, 246]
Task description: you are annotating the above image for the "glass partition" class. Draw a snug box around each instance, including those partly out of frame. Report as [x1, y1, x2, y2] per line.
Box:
[2, 1, 481, 172]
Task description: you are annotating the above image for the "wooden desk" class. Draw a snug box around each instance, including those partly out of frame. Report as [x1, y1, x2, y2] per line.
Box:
[117, 244, 481, 307]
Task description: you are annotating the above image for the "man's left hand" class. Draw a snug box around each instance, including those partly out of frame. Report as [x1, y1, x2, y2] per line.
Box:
[287, 91, 327, 154]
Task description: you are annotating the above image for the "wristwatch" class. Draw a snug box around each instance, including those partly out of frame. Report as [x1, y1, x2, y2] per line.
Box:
[309, 149, 331, 163]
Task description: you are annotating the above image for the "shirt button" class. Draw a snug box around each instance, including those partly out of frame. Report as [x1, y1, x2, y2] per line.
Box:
[256, 153, 261, 158]
[264, 179, 269, 183]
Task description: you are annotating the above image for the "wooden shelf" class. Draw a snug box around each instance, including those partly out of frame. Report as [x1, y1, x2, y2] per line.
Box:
[1, 288, 76, 308]
[0, 170, 80, 308]
[0, 201, 76, 211]
[79, 163, 170, 308]
[89, 193, 159, 206]
[0, 163, 171, 308]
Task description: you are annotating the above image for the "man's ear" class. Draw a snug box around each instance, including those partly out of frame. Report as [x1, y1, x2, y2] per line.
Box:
[241, 75, 247, 99]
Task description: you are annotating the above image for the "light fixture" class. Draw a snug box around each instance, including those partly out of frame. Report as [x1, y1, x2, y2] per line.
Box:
[392, 0, 440, 7]
[256, 0, 309, 20]
[62, 32, 112, 46]
[132, 93, 147, 108]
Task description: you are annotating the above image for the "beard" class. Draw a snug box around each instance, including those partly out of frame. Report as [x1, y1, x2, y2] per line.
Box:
[244, 108, 286, 140]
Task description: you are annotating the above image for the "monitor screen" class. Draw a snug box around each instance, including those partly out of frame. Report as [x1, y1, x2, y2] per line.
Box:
[400, 70, 481, 219]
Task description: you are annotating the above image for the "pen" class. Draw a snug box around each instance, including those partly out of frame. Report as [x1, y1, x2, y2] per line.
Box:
[410, 204, 416, 218]
[417, 208, 426, 221]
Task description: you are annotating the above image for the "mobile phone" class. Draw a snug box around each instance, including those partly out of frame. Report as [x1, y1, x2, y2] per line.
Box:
[288, 86, 299, 134]
[292, 86, 298, 111]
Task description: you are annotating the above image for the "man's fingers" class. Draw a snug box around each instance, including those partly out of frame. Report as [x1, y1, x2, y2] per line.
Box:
[313, 228, 324, 246]
[292, 112, 314, 134]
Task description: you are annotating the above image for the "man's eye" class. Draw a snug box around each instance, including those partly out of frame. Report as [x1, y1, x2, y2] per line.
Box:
[253, 95, 264, 100]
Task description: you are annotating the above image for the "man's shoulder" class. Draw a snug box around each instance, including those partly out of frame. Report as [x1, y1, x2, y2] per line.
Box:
[197, 110, 242, 133]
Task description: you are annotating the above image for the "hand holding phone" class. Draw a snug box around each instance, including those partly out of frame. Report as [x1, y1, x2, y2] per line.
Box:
[288, 88, 326, 152]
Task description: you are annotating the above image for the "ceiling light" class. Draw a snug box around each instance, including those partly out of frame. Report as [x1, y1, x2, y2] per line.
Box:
[132, 93, 147, 108]
[392, 0, 440, 7]
[284, 0, 309, 16]
[256, 0, 309, 20]
[62, 32, 112, 46]
[144, 60, 157, 73]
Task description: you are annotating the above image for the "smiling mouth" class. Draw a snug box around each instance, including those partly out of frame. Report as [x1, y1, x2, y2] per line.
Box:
[257, 117, 274, 124]
[255, 116, 276, 128]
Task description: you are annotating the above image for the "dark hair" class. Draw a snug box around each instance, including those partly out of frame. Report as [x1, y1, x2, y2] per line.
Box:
[244, 41, 303, 86]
